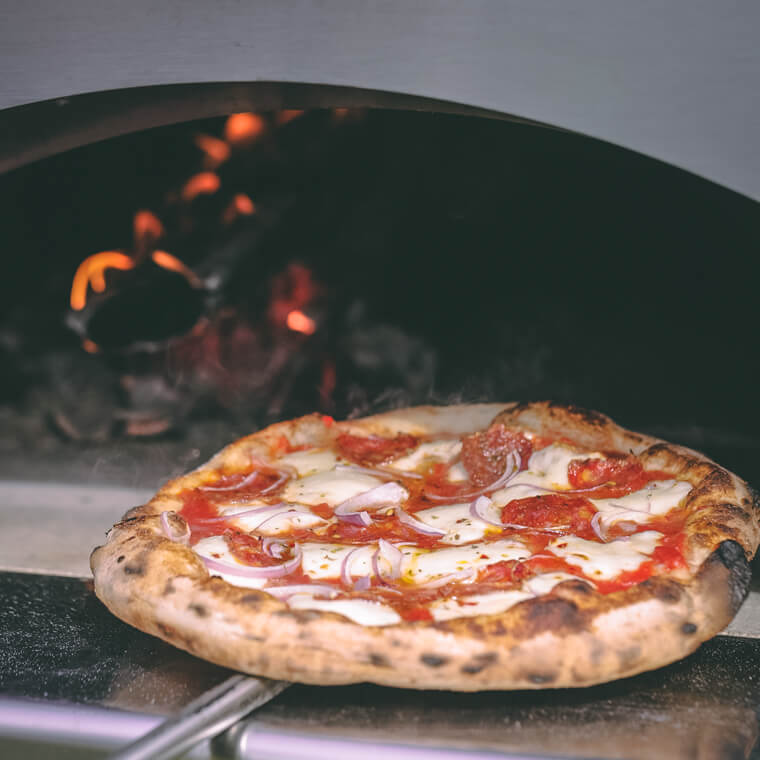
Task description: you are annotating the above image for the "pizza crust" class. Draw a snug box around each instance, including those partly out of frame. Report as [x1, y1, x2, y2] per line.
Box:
[90, 402, 759, 690]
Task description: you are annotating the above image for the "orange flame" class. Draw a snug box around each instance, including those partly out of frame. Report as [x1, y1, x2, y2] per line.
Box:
[181, 172, 221, 201]
[224, 112, 266, 145]
[286, 309, 317, 335]
[223, 193, 256, 224]
[195, 134, 231, 168]
[70, 252, 135, 310]
[133, 210, 164, 245]
[151, 250, 201, 286]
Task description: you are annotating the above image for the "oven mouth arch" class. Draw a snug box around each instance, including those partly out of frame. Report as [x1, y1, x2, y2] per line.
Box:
[0, 81, 560, 175]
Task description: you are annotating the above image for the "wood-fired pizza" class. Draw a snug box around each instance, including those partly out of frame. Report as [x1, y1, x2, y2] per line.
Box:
[91, 402, 760, 690]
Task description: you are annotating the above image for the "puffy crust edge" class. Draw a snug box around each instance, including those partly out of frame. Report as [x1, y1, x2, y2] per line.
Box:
[91, 401, 759, 690]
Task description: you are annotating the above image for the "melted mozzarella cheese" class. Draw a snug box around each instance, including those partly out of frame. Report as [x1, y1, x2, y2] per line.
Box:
[548, 531, 662, 579]
[523, 571, 586, 595]
[491, 443, 602, 506]
[276, 448, 338, 476]
[222, 503, 327, 534]
[193, 535, 268, 589]
[591, 480, 692, 528]
[430, 589, 533, 621]
[402, 539, 530, 584]
[281, 470, 383, 506]
[300, 543, 375, 579]
[286, 594, 401, 626]
[386, 439, 462, 473]
[414, 502, 494, 544]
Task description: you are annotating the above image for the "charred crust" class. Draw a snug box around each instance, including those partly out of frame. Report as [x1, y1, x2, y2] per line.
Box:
[521, 598, 587, 637]
[682, 622, 698, 634]
[548, 402, 608, 428]
[421, 654, 449, 667]
[240, 593, 263, 606]
[640, 578, 683, 605]
[116, 555, 125, 563]
[528, 671, 557, 685]
[704, 540, 751, 613]
[460, 652, 498, 675]
[188, 603, 208, 618]
[163, 580, 175, 595]
[368, 652, 391, 668]
[123, 563, 144, 576]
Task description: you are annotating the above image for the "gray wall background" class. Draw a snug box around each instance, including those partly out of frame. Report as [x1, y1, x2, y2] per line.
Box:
[0, 0, 758, 200]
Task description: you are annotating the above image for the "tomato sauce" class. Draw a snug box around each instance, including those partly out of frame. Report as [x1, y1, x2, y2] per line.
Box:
[175, 427, 691, 611]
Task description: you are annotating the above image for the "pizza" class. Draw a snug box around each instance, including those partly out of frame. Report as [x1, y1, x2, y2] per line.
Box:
[91, 402, 760, 690]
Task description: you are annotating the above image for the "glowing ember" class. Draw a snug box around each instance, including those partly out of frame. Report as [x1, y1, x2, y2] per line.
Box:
[277, 110, 304, 125]
[133, 210, 164, 245]
[181, 172, 221, 201]
[286, 309, 317, 335]
[82, 339, 99, 354]
[70, 252, 135, 310]
[224, 112, 266, 145]
[194, 134, 231, 168]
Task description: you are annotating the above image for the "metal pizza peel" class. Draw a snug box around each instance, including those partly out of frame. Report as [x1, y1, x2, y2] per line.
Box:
[106, 674, 289, 760]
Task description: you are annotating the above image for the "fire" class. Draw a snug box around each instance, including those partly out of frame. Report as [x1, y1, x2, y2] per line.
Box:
[285, 309, 317, 335]
[151, 250, 202, 287]
[70, 251, 135, 310]
[82, 339, 99, 354]
[181, 172, 221, 201]
[194, 134, 231, 168]
[224, 112, 266, 145]
[133, 210, 164, 245]
[223, 193, 256, 224]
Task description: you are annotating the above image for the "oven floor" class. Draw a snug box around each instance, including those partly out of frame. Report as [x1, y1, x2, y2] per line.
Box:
[1, 572, 759, 760]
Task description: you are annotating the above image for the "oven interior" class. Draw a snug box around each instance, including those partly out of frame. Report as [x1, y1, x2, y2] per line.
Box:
[1, 100, 760, 759]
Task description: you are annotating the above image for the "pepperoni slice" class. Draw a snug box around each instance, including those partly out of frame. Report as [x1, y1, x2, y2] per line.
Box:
[226, 531, 289, 566]
[461, 424, 534, 487]
[336, 433, 419, 466]
[500, 493, 597, 540]
[567, 454, 669, 498]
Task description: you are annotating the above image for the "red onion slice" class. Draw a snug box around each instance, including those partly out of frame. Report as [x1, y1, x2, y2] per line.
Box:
[199, 470, 261, 492]
[353, 575, 372, 591]
[376, 539, 403, 580]
[334, 481, 408, 526]
[202, 543, 302, 579]
[264, 583, 338, 599]
[425, 451, 521, 501]
[262, 537, 289, 558]
[395, 507, 446, 537]
[590, 511, 607, 542]
[414, 568, 476, 589]
[340, 546, 366, 586]
[160, 511, 191, 544]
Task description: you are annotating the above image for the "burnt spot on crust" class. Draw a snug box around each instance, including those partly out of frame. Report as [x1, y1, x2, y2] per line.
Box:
[123, 563, 144, 576]
[460, 652, 498, 675]
[368, 652, 391, 668]
[521, 598, 587, 637]
[641, 578, 683, 605]
[548, 402, 609, 428]
[163, 580, 175, 596]
[116, 555, 125, 563]
[188, 603, 208, 618]
[528, 671, 557, 685]
[682, 622, 698, 635]
[274, 608, 322, 622]
[421, 654, 449, 667]
[702, 540, 751, 613]
[240, 593, 263, 607]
